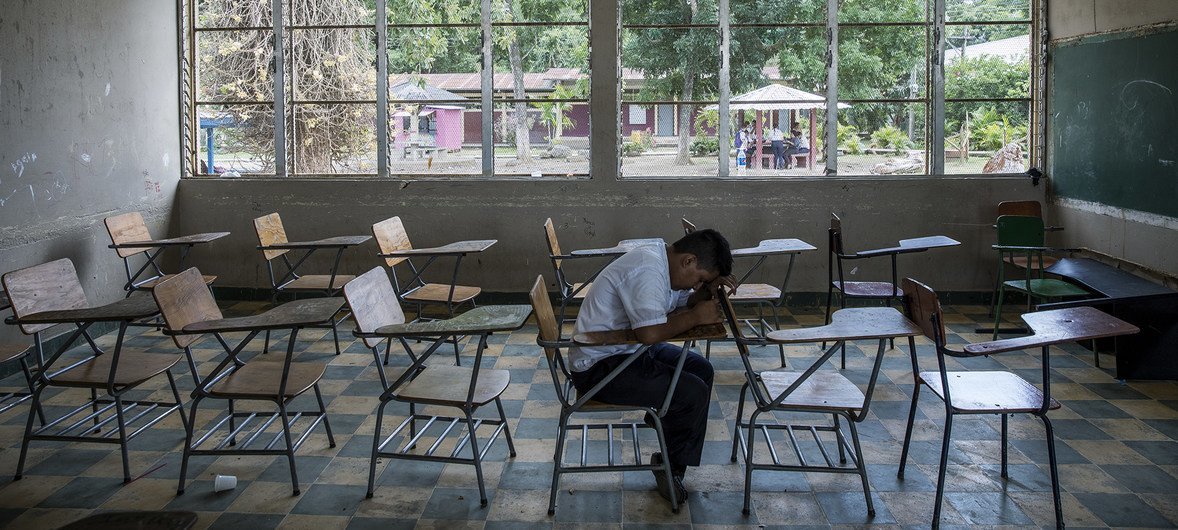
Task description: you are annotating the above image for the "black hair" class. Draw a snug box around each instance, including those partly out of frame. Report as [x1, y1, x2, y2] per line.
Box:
[671, 228, 733, 277]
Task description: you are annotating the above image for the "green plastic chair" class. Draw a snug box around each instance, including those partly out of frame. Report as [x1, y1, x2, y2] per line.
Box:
[991, 215, 1089, 340]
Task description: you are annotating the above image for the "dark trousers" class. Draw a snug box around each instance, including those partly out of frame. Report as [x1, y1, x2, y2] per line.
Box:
[771, 140, 785, 169]
[569, 342, 714, 470]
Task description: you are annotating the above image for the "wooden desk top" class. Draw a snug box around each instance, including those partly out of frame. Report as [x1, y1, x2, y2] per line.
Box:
[963, 306, 1140, 355]
[855, 235, 961, 258]
[109, 231, 230, 249]
[731, 238, 817, 257]
[573, 322, 727, 346]
[181, 297, 345, 334]
[569, 238, 664, 257]
[368, 304, 531, 337]
[260, 235, 372, 250]
[766, 307, 921, 344]
[1043, 258, 1176, 304]
[13, 292, 160, 324]
[378, 239, 497, 257]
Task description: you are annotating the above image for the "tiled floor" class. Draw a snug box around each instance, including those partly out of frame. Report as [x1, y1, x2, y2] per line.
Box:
[1, 301, 1176, 529]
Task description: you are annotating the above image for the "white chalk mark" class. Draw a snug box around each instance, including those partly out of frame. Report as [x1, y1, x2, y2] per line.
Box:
[104, 83, 111, 96]
[163, 153, 170, 167]
[0, 189, 17, 207]
[80, 153, 91, 164]
[1120, 80, 1173, 110]
[1160, 159, 1176, 167]
[28, 185, 34, 200]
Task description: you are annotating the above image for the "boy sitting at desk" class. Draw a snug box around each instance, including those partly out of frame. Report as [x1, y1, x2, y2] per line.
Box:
[569, 229, 734, 505]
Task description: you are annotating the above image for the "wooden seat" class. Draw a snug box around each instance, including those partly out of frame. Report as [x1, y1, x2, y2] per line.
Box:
[51, 352, 183, 388]
[394, 365, 509, 406]
[898, 277, 1066, 528]
[919, 370, 1060, 414]
[758, 370, 865, 411]
[3, 258, 187, 484]
[1003, 255, 1058, 270]
[208, 361, 327, 399]
[403, 282, 481, 304]
[729, 282, 781, 301]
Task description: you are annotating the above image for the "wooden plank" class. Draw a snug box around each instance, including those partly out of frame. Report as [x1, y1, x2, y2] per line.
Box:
[263, 235, 372, 250]
[403, 283, 480, 304]
[253, 213, 289, 261]
[15, 292, 159, 325]
[1045, 258, 1177, 302]
[759, 370, 865, 412]
[104, 212, 155, 258]
[963, 306, 1140, 355]
[569, 238, 663, 257]
[50, 351, 182, 388]
[152, 268, 224, 349]
[529, 276, 561, 361]
[766, 307, 920, 344]
[3, 259, 90, 333]
[209, 361, 326, 399]
[731, 238, 817, 257]
[373, 216, 413, 267]
[573, 322, 727, 346]
[920, 370, 1060, 413]
[395, 365, 510, 406]
[109, 231, 230, 249]
[901, 277, 945, 346]
[369, 304, 532, 337]
[378, 239, 496, 257]
[344, 267, 406, 349]
[182, 297, 344, 334]
[543, 218, 563, 268]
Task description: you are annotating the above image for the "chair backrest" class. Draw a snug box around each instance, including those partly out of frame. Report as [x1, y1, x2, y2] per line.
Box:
[344, 267, 407, 349]
[681, 218, 696, 235]
[529, 275, 561, 363]
[996, 215, 1045, 247]
[900, 277, 947, 348]
[828, 212, 845, 255]
[153, 267, 224, 349]
[542, 218, 564, 271]
[2, 258, 89, 335]
[105, 212, 154, 258]
[254, 213, 290, 261]
[997, 200, 1042, 219]
[373, 216, 413, 267]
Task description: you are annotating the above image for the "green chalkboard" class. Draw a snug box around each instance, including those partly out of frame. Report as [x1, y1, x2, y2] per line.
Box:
[1049, 27, 1178, 218]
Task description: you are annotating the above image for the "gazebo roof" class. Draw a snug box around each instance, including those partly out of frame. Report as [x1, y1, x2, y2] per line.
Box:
[390, 80, 469, 101]
[709, 84, 849, 111]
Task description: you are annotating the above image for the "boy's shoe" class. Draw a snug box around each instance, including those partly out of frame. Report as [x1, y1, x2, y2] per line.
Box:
[650, 452, 688, 504]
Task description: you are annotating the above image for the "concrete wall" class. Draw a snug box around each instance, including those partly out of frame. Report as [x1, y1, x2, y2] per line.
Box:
[0, 0, 180, 349]
[1046, 0, 1178, 275]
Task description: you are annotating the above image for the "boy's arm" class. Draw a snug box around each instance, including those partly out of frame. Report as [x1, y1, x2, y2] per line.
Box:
[685, 275, 737, 307]
[633, 300, 723, 345]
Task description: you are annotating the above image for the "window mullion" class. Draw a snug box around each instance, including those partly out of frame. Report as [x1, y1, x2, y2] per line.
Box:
[931, 0, 946, 175]
[824, 0, 838, 175]
[481, 0, 494, 177]
[272, 0, 287, 176]
[376, 2, 389, 177]
[718, 0, 730, 177]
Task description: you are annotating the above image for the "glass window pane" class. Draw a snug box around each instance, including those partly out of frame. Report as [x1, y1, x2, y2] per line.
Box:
[290, 0, 375, 26]
[622, 28, 720, 101]
[493, 0, 587, 23]
[492, 103, 588, 177]
[196, 30, 274, 103]
[389, 102, 485, 176]
[946, 0, 1030, 23]
[389, 27, 480, 83]
[838, 25, 927, 100]
[731, 26, 826, 96]
[389, 0, 479, 25]
[196, 104, 275, 175]
[196, 0, 272, 29]
[492, 26, 589, 101]
[622, 0, 718, 26]
[732, 0, 824, 25]
[837, 102, 927, 175]
[944, 100, 1028, 174]
[291, 103, 377, 174]
[291, 28, 377, 102]
[945, 25, 1031, 100]
[838, 0, 927, 23]
[620, 103, 719, 178]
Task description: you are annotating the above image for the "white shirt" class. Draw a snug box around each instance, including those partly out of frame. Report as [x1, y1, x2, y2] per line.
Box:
[793, 134, 809, 149]
[568, 245, 691, 372]
[770, 128, 785, 142]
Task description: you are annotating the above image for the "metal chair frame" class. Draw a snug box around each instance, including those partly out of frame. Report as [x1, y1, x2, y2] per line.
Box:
[824, 213, 902, 368]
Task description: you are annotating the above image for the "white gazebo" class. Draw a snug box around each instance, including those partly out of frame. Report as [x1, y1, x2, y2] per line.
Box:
[717, 84, 848, 171]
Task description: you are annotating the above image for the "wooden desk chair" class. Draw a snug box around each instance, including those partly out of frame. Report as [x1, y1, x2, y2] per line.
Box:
[529, 276, 718, 515]
[825, 212, 902, 367]
[104, 212, 217, 294]
[0, 289, 44, 425]
[156, 268, 338, 496]
[372, 216, 480, 362]
[721, 289, 909, 517]
[897, 277, 1064, 529]
[253, 213, 354, 355]
[680, 217, 696, 235]
[991, 215, 1089, 340]
[988, 201, 1064, 317]
[351, 269, 521, 505]
[542, 218, 592, 329]
[4, 259, 187, 484]
[342, 267, 417, 389]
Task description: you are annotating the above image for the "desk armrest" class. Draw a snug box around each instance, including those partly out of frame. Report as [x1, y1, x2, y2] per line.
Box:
[11, 293, 159, 324]
[573, 323, 727, 346]
[368, 305, 531, 337]
[378, 239, 497, 257]
[110, 232, 230, 248]
[180, 298, 344, 334]
[992, 245, 1082, 253]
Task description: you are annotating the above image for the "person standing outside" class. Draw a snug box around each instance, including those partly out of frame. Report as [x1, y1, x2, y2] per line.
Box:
[770, 125, 786, 170]
[568, 229, 734, 505]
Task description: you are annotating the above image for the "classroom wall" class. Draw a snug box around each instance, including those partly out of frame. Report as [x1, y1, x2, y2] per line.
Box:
[1047, 0, 1178, 275]
[0, 0, 180, 349]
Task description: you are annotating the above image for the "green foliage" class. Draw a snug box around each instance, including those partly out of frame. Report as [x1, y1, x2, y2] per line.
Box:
[532, 83, 585, 143]
[837, 123, 863, 155]
[690, 137, 718, 156]
[870, 125, 913, 153]
[965, 106, 1027, 151]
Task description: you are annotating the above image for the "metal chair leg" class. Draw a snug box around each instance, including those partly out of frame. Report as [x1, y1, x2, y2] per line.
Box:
[19, 358, 45, 426]
[833, 414, 847, 463]
[741, 409, 761, 516]
[730, 382, 749, 463]
[330, 314, 342, 356]
[846, 415, 874, 517]
[464, 407, 489, 506]
[932, 411, 954, 528]
[177, 395, 203, 495]
[649, 414, 679, 514]
[548, 412, 570, 515]
[113, 394, 132, 483]
[14, 384, 46, 480]
[1000, 413, 1009, 478]
[277, 401, 301, 496]
[367, 399, 390, 498]
[495, 397, 517, 456]
[1041, 414, 1064, 529]
[228, 399, 236, 446]
[897, 381, 922, 479]
[314, 384, 336, 447]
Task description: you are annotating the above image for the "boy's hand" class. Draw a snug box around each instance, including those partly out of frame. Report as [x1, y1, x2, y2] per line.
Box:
[696, 275, 737, 299]
[691, 297, 724, 325]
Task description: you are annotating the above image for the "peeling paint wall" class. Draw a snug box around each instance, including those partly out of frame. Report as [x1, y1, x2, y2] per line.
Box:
[1047, 1, 1178, 275]
[0, 0, 180, 349]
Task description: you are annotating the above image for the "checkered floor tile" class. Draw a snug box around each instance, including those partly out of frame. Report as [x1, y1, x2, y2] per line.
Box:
[0, 300, 1175, 529]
